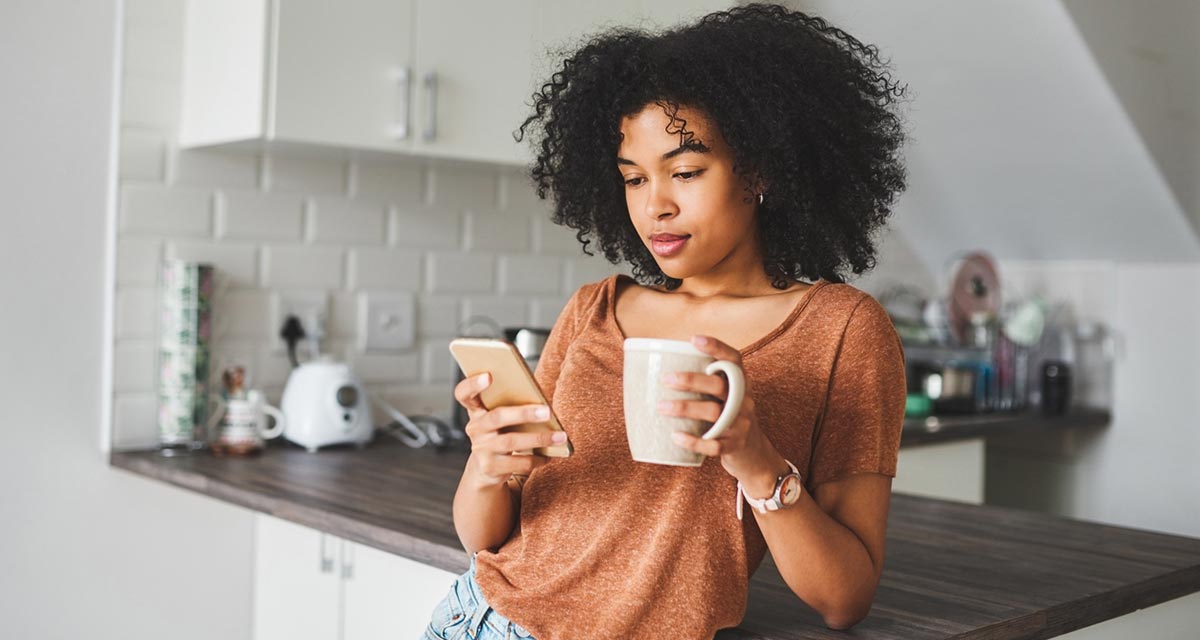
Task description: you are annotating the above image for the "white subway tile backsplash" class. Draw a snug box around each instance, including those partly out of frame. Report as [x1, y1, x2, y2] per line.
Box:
[313, 198, 387, 245]
[255, 348, 294, 389]
[121, 71, 181, 130]
[532, 215, 584, 256]
[221, 190, 305, 241]
[123, 0, 185, 78]
[263, 245, 344, 288]
[120, 184, 212, 236]
[119, 129, 166, 182]
[116, 237, 162, 285]
[215, 289, 271, 339]
[368, 384, 454, 424]
[392, 207, 461, 249]
[347, 351, 421, 384]
[269, 156, 347, 195]
[500, 170, 549, 215]
[112, 393, 158, 449]
[565, 256, 623, 291]
[429, 164, 499, 212]
[208, 339, 259, 389]
[348, 248, 422, 290]
[461, 296, 529, 328]
[355, 161, 425, 204]
[465, 210, 530, 252]
[116, 288, 158, 339]
[498, 255, 561, 294]
[427, 252, 494, 293]
[418, 295, 460, 338]
[166, 241, 258, 288]
[114, 341, 156, 392]
[174, 149, 260, 189]
[530, 296, 570, 328]
[422, 340, 455, 383]
[329, 292, 360, 338]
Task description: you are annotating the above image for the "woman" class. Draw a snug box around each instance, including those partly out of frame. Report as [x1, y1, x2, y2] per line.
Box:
[424, 4, 909, 638]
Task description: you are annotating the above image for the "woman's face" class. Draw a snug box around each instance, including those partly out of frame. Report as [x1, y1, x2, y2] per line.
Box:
[616, 102, 761, 284]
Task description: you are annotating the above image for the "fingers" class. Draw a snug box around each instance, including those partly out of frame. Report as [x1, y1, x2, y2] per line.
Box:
[690, 335, 743, 367]
[473, 449, 551, 481]
[661, 370, 728, 401]
[670, 430, 729, 457]
[454, 372, 492, 420]
[465, 403, 551, 439]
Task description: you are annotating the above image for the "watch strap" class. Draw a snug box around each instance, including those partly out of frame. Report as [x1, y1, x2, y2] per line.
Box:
[736, 459, 801, 521]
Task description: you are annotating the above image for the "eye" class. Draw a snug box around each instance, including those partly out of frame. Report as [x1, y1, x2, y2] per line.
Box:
[675, 170, 704, 181]
[623, 176, 645, 187]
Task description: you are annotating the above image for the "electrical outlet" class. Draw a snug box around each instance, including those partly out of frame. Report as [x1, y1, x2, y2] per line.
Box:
[358, 291, 415, 352]
[270, 290, 329, 353]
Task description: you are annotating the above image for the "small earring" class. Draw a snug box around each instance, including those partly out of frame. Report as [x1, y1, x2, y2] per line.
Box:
[756, 193, 765, 205]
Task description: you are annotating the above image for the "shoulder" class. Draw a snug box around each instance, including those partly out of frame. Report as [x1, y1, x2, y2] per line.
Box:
[813, 282, 898, 345]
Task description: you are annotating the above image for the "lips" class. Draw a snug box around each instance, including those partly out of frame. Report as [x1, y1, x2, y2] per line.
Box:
[650, 233, 690, 257]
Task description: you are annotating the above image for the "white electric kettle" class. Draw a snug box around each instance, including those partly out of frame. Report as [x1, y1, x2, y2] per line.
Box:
[280, 356, 374, 452]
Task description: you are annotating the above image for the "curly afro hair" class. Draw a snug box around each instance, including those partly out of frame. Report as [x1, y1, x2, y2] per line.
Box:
[514, 3, 910, 290]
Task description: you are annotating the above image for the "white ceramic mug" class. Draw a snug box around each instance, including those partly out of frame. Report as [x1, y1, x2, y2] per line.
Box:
[207, 390, 286, 446]
[623, 338, 745, 466]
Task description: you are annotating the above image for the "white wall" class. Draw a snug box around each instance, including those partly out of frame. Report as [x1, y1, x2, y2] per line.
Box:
[0, 1, 255, 638]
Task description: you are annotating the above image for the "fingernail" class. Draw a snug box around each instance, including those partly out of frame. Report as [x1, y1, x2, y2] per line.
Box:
[551, 432, 567, 444]
[477, 373, 490, 385]
[657, 400, 672, 412]
[671, 431, 688, 444]
[662, 373, 677, 385]
[535, 406, 550, 420]
[692, 335, 708, 346]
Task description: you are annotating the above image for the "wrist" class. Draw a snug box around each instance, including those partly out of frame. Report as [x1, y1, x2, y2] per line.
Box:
[740, 452, 791, 500]
[466, 453, 511, 490]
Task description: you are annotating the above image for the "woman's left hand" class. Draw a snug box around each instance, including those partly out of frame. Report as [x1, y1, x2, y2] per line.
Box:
[660, 334, 786, 485]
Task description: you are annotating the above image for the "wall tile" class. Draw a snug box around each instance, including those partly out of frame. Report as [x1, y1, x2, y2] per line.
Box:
[116, 237, 162, 286]
[427, 252, 494, 293]
[269, 155, 346, 195]
[111, 393, 158, 449]
[418, 295, 460, 338]
[115, 287, 158, 339]
[174, 149, 260, 189]
[355, 161, 424, 205]
[498, 255, 561, 294]
[221, 190, 304, 241]
[263, 245, 344, 288]
[165, 241, 258, 288]
[465, 210, 530, 252]
[564, 256, 623, 291]
[313, 198, 387, 245]
[500, 169, 550, 215]
[429, 164, 498, 212]
[422, 339, 455, 383]
[120, 72, 180, 130]
[114, 341, 156, 392]
[215, 289, 271, 339]
[119, 129, 166, 182]
[532, 215, 584, 256]
[348, 248, 422, 290]
[345, 350, 421, 384]
[120, 184, 212, 236]
[461, 296, 528, 328]
[530, 296, 570, 328]
[392, 207, 460, 249]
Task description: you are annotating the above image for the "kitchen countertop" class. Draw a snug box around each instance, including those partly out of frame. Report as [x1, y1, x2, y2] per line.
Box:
[110, 410, 1200, 640]
[900, 407, 1110, 447]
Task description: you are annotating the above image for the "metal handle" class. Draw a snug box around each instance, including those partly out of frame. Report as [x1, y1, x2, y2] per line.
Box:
[422, 70, 438, 142]
[394, 67, 411, 140]
[319, 533, 334, 573]
[340, 541, 355, 580]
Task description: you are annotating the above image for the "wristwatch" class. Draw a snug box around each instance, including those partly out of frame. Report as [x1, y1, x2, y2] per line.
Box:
[736, 459, 803, 521]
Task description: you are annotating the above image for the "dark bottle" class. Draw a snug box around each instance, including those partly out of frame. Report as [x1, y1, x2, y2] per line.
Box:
[1041, 360, 1072, 416]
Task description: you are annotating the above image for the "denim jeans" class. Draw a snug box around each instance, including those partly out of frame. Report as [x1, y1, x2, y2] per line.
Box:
[421, 553, 536, 640]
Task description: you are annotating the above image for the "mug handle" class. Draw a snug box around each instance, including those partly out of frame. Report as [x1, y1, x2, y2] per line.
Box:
[259, 404, 287, 439]
[699, 360, 745, 440]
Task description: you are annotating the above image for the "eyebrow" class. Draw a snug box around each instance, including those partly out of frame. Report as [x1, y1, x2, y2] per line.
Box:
[616, 141, 711, 166]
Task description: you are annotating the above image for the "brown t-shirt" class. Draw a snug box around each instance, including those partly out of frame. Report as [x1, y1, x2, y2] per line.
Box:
[473, 273, 906, 639]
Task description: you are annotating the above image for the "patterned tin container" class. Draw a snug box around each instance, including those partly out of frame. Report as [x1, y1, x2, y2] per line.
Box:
[155, 261, 214, 455]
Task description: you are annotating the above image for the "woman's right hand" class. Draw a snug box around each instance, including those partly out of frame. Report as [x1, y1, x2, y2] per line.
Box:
[454, 372, 566, 487]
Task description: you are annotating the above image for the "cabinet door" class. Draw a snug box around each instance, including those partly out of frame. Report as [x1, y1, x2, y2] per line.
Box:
[252, 515, 341, 640]
[894, 438, 985, 504]
[410, 0, 540, 166]
[273, 0, 416, 150]
[342, 541, 459, 640]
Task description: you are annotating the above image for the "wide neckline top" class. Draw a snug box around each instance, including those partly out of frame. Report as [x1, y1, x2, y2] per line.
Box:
[605, 272, 831, 358]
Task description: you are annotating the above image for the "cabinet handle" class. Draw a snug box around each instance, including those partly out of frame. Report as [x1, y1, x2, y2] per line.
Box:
[319, 533, 334, 573]
[422, 70, 438, 142]
[340, 541, 355, 580]
[394, 67, 411, 140]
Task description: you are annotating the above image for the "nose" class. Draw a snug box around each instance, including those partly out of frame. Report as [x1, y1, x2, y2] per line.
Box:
[640, 179, 679, 221]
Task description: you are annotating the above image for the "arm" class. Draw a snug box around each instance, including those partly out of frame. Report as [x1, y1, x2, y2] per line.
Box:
[452, 454, 525, 554]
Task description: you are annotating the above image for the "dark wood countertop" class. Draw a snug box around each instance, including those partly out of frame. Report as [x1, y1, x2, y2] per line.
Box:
[110, 418, 1200, 640]
[900, 407, 1110, 447]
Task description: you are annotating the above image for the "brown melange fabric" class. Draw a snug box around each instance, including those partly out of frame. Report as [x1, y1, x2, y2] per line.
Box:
[473, 273, 906, 639]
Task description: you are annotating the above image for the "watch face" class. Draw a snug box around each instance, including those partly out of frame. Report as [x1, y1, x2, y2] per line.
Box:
[780, 476, 802, 505]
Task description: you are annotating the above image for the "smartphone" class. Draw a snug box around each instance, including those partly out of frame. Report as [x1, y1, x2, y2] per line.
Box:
[448, 337, 572, 458]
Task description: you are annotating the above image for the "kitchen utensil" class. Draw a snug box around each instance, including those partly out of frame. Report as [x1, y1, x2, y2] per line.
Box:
[208, 390, 287, 456]
[281, 356, 373, 452]
[946, 251, 1001, 346]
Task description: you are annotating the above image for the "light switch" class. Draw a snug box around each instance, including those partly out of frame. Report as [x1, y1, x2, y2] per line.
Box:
[358, 291, 415, 352]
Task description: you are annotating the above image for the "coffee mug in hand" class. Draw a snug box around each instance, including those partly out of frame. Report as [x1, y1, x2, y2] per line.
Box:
[623, 338, 745, 466]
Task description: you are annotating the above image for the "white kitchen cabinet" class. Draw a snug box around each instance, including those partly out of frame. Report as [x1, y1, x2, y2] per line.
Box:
[252, 514, 459, 640]
[180, 0, 735, 166]
[893, 437, 986, 504]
